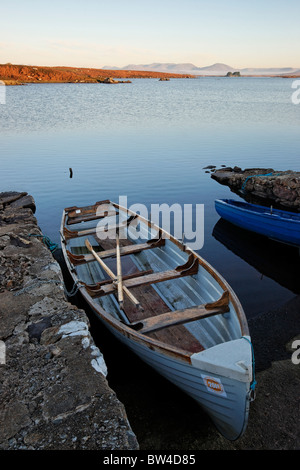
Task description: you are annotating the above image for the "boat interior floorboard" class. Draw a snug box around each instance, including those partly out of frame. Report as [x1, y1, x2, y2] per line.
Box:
[93, 235, 204, 353]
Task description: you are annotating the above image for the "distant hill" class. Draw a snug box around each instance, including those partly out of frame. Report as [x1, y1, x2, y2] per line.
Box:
[197, 63, 236, 73]
[1, 63, 299, 86]
[103, 62, 201, 74]
[104, 62, 300, 76]
[281, 69, 300, 77]
[242, 67, 299, 76]
[103, 62, 236, 75]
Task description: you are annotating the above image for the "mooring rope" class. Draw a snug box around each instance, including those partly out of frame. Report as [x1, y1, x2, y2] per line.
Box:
[241, 172, 280, 191]
[242, 336, 257, 401]
[28, 233, 59, 253]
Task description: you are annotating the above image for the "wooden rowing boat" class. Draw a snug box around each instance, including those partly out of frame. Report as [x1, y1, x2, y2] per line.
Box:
[60, 199, 256, 441]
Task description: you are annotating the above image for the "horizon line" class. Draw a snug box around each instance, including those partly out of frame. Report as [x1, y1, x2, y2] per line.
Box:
[1, 61, 300, 71]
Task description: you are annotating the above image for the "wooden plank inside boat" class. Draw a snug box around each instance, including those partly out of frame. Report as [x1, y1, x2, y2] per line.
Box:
[94, 235, 204, 353]
[92, 256, 198, 296]
[63, 214, 137, 240]
[66, 236, 165, 265]
[131, 291, 229, 334]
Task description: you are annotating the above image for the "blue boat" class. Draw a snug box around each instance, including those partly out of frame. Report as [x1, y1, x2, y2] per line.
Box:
[215, 199, 300, 247]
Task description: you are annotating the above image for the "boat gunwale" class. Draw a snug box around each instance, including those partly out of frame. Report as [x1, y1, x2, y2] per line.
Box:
[60, 200, 249, 362]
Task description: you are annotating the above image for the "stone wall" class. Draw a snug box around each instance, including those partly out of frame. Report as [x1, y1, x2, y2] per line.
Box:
[0, 192, 138, 450]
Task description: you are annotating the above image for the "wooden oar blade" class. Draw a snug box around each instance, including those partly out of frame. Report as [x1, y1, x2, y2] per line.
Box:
[85, 239, 93, 251]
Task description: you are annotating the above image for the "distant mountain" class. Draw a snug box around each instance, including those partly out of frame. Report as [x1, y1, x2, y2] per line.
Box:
[281, 69, 300, 76]
[105, 62, 235, 75]
[196, 63, 236, 73]
[102, 65, 121, 70]
[104, 63, 200, 73]
[241, 67, 299, 75]
[103, 62, 300, 76]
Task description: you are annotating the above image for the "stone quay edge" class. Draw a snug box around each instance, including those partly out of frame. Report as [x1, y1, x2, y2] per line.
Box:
[0, 191, 138, 450]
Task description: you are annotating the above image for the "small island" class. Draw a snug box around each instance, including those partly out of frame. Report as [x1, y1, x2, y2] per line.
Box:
[97, 77, 132, 84]
[226, 71, 241, 77]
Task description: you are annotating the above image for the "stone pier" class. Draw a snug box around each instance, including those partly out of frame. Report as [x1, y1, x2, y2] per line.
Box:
[0, 192, 138, 450]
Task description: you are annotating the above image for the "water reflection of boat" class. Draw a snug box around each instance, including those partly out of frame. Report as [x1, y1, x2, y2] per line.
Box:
[213, 218, 300, 295]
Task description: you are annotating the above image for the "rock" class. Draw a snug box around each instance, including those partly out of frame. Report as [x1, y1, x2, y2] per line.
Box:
[226, 71, 241, 77]
[0, 191, 27, 206]
[10, 194, 36, 213]
[97, 77, 132, 84]
[27, 317, 53, 342]
[0, 192, 138, 450]
[211, 167, 300, 211]
[103, 77, 117, 84]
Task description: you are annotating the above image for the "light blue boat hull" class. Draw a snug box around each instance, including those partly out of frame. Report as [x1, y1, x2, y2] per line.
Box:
[215, 199, 300, 246]
[61, 200, 255, 441]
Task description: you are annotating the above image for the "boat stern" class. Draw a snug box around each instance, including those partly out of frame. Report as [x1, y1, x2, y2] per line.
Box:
[190, 337, 255, 440]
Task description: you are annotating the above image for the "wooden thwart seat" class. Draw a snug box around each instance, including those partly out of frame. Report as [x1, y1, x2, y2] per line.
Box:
[66, 232, 165, 266]
[81, 269, 154, 294]
[86, 253, 199, 298]
[63, 214, 137, 240]
[67, 210, 119, 225]
[85, 239, 143, 310]
[130, 291, 230, 334]
[64, 200, 111, 216]
[65, 200, 113, 224]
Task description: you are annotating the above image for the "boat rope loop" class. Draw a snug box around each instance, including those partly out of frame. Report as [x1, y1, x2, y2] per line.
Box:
[242, 336, 257, 401]
[28, 233, 59, 253]
[64, 280, 81, 298]
[241, 172, 280, 191]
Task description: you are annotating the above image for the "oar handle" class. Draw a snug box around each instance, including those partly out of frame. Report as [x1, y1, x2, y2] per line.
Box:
[116, 234, 124, 307]
[85, 238, 142, 311]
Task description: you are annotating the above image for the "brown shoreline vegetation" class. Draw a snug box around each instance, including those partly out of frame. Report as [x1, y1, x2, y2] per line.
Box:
[0, 63, 195, 85]
[1, 63, 299, 85]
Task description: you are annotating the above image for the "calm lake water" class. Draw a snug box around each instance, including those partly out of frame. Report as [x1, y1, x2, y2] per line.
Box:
[1, 76, 300, 449]
[1, 77, 300, 319]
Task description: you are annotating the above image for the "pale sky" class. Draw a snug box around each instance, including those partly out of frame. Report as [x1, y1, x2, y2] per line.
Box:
[0, 0, 299, 69]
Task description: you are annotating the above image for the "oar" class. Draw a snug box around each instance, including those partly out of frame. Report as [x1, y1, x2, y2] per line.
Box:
[115, 233, 124, 309]
[85, 239, 142, 311]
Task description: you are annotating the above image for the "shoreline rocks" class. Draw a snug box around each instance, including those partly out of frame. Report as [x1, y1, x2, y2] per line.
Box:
[97, 77, 132, 84]
[211, 167, 300, 210]
[0, 192, 138, 450]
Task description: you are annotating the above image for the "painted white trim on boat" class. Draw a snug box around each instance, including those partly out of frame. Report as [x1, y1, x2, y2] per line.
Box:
[190, 337, 252, 382]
